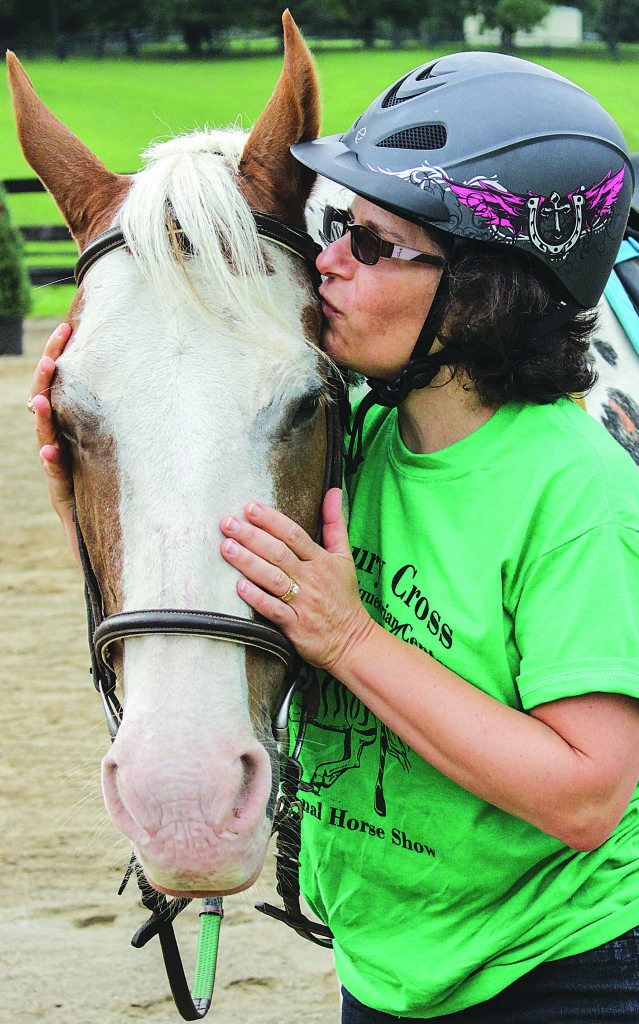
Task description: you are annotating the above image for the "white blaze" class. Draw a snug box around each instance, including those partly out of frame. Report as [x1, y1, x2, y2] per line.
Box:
[57, 130, 323, 892]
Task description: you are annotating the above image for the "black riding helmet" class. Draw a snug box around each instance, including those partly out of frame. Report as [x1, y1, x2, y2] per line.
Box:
[292, 51, 635, 459]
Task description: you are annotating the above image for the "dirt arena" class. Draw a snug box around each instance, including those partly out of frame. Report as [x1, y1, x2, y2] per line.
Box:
[0, 320, 340, 1023]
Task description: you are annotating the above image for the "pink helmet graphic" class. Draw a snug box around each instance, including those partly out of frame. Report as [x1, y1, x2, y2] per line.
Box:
[396, 163, 626, 261]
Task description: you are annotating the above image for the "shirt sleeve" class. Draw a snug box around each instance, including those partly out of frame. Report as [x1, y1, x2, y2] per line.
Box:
[515, 523, 639, 710]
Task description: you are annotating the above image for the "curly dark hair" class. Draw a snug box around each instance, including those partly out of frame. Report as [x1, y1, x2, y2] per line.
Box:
[437, 244, 598, 406]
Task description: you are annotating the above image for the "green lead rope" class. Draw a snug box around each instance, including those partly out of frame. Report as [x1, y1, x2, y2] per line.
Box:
[191, 898, 224, 1013]
[121, 854, 224, 1020]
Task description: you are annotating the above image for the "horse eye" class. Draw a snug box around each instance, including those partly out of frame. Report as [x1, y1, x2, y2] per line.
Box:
[55, 414, 79, 446]
[290, 392, 321, 430]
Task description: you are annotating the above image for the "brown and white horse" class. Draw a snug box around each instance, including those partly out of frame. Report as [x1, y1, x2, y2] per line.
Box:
[8, 14, 328, 899]
[9, 22, 639, 911]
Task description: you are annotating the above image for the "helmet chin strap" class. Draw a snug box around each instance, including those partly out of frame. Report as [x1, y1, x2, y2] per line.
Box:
[343, 273, 459, 476]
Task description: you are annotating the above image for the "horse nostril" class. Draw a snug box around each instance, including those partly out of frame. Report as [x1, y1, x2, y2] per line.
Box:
[101, 749, 156, 841]
[233, 753, 259, 819]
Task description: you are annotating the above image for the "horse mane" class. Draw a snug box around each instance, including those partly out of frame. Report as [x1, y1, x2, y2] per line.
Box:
[119, 128, 287, 337]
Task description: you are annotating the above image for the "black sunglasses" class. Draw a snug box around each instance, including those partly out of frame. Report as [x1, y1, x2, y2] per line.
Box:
[320, 205, 446, 268]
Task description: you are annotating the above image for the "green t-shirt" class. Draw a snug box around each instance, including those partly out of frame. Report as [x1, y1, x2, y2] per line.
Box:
[292, 397, 639, 1018]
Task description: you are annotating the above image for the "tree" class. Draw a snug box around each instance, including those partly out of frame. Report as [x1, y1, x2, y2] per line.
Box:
[388, 0, 435, 45]
[288, 0, 450, 48]
[298, 0, 387, 46]
[421, 0, 468, 42]
[1, 0, 94, 34]
[0, 0, 109, 52]
[597, 0, 639, 53]
[0, 183, 32, 354]
[78, 0, 151, 55]
[474, 0, 550, 48]
[151, 0, 268, 54]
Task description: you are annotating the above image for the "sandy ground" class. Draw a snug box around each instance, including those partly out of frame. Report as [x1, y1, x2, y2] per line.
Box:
[0, 320, 340, 1024]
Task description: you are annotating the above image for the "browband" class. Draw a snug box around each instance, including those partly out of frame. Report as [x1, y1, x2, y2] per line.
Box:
[75, 214, 322, 290]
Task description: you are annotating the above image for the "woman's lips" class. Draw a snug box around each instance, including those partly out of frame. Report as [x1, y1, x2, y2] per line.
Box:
[320, 294, 341, 317]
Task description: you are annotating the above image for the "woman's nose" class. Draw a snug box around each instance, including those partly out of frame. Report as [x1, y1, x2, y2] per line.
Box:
[316, 231, 354, 276]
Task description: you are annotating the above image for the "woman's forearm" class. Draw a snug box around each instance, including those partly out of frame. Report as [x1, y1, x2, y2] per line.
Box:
[335, 617, 639, 850]
[218, 494, 639, 851]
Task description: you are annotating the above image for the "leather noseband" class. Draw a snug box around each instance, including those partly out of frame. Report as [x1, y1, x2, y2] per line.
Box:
[94, 610, 296, 677]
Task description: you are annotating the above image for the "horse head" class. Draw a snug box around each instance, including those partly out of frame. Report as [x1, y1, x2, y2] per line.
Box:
[8, 13, 328, 897]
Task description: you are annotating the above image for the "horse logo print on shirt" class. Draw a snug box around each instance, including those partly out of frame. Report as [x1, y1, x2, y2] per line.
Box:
[301, 672, 410, 817]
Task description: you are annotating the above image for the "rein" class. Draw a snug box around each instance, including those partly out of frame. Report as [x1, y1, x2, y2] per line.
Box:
[72, 212, 339, 1019]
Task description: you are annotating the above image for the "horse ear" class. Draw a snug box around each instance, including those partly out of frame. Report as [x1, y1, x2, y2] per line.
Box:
[239, 10, 321, 228]
[6, 51, 130, 250]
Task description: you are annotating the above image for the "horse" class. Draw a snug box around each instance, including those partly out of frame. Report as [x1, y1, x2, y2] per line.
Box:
[8, 12, 332, 906]
[587, 292, 639, 465]
[9, 9, 639, 930]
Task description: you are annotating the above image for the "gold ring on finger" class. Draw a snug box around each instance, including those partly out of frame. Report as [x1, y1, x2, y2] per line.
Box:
[280, 577, 300, 604]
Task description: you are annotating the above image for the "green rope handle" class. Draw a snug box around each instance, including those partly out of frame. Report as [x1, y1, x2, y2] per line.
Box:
[191, 897, 223, 1013]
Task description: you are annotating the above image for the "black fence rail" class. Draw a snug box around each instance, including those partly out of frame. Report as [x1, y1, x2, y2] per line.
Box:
[5, 176, 76, 287]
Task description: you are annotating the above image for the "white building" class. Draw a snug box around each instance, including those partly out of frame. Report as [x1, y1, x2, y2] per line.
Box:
[464, 6, 582, 48]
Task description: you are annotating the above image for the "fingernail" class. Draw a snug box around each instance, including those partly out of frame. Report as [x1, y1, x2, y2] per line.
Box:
[223, 539, 239, 555]
[223, 516, 239, 533]
[238, 580, 250, 596]
[247, 502, 262, 518]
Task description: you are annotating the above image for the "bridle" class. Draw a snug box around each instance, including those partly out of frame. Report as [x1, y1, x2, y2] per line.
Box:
[72, 212, 340, 1019]
[74, 212, 337, 738]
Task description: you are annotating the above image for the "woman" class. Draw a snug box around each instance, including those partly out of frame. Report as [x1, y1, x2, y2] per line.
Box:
[31, 52, 639, 1021]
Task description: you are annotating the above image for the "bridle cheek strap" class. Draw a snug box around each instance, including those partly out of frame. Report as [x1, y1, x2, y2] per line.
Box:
[254, 670, 333, 947]
[73, 497, 122, 738]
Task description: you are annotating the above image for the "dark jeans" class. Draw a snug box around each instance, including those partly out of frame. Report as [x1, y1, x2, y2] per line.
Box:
[341, 925, 639, 1023]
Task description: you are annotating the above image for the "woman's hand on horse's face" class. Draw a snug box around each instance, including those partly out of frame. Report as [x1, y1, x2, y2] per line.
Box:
[220, 487, 374, 674]
[30, 323, 79, 564]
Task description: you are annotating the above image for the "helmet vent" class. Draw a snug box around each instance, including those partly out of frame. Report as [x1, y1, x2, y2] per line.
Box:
[377, 124, 447, 151]
[415, 64, 437, 81]
[381, 76, 410, 108]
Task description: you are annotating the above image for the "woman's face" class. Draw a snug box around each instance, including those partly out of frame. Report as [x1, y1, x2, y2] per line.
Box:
[316, 197, 444, 379]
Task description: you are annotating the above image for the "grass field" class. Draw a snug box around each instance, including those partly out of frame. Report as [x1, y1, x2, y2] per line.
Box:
[2, 47, 639, 319]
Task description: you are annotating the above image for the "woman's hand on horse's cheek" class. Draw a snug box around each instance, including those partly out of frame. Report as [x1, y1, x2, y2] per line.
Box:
[292, 582, 374, 673]
[31, 323, 72, 453]
[238, 547, 371, 674]
[220, 516, 295, 582]
[44, 321, 72, 359]
[29, 324, 76, 552]
[221, 498, 371, 672]
[244, 501, 315, 559]
[33, 393, 58, 451]
[30, 322, 72, 405]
